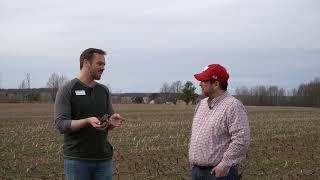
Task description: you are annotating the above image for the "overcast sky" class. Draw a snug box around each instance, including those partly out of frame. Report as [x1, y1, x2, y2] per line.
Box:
[1, 0, 319, 94]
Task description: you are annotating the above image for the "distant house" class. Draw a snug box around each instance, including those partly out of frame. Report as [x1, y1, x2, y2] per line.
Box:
[111, 93, 152, 104]
[0, 89, 200, 105]
[0, 88, 52, 103]
[176, 100, 185, 105]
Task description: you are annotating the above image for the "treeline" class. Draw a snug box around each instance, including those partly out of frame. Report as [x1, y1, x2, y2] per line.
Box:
[0, 73, 68, 103]
[235, 78, 320, 107]
[1, 72, 320, 107]
[148, 81, 198, 105]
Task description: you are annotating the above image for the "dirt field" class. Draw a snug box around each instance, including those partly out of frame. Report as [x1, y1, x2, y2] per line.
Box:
[0, 103, 319, 179]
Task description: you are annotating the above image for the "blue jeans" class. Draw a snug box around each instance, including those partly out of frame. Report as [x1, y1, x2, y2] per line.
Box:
[192, 165, 240, 180]
[64, 159, 113, 180]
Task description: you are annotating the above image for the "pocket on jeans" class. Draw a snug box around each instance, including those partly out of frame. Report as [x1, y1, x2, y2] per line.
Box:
[64, 159, 79, 174]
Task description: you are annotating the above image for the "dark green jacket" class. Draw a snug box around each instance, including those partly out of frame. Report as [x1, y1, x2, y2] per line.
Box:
[54, 78, 114, 160]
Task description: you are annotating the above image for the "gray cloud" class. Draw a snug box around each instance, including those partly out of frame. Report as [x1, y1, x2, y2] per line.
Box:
[0, 0, 319, 93]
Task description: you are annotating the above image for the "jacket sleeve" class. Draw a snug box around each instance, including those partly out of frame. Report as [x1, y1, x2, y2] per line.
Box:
[218, 100, 250, 171]
[54, 82, 73, 134]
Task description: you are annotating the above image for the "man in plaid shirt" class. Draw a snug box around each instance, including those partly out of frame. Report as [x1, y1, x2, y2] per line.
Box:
[189, 64, 250, 180]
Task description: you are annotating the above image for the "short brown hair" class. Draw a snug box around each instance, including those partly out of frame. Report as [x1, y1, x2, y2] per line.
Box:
[209, 80, 228, 91]
[80, 48, 106, 69]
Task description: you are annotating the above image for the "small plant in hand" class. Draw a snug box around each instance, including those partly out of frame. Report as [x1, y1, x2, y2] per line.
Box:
[98, 114, 111, 126]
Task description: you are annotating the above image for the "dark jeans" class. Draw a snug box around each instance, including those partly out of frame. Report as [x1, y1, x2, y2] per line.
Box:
[64, 159, 112, 180]
[192, 165, 240, 180]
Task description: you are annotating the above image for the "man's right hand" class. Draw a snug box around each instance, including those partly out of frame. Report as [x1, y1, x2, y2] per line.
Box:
[87, 117, 108, 130]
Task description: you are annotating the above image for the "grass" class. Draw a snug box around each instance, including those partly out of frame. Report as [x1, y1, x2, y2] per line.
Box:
[0, 103, 319, 179]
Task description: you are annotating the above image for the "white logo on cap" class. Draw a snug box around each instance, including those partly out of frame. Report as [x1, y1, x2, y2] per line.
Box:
[203, 66, 209, 72]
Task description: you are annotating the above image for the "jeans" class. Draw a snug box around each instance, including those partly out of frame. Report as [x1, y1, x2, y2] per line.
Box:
[192, 165, 240, 180]
[64, 159, 113, 180]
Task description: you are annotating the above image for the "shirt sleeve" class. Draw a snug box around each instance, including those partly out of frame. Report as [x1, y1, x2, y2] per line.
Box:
[107, 90, 114, 116]
[218, 100, 251, 171]
[194, 102, 201, 115]
[54, 82, 73, 134]
[104, 86, 114, 116]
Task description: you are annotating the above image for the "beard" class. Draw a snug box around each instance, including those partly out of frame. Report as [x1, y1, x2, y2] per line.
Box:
[202, 88, 215, 97]
[95, 74, 102, 80]
[202, 90, 210, 97]
[91, 69, 103, 80]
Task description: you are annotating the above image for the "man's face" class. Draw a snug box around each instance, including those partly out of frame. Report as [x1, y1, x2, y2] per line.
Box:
[87, 53, 105, 80]
[199, 80, 217, 97]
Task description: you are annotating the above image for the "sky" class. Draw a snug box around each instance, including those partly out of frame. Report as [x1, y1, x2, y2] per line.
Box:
[1, 0, 319, 94]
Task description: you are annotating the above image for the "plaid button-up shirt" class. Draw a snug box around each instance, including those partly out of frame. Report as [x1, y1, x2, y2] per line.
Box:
[189, 92, 250, 171]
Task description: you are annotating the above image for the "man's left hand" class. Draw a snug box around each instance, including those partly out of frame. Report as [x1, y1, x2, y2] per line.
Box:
[211, 165, 228, 177]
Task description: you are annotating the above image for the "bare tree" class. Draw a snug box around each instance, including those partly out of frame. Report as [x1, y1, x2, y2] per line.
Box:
[18, 73, 31, 89]
[235, 86, 251, 104]
[170, 80, 183, 104]
[47, 73, 68, 101]
[18, 74, 30, 102]
[0, 72, 2, 89]
[160, 82, 171, 93]
[157, 81, 185, 104]
[159, 82, 172, 103]
[19, 73, 30, 89]
[236, 77, 320, 107]
[295, 77, 320, 107]
[19, 79, 27, 89]
[26, 73, 31, 89]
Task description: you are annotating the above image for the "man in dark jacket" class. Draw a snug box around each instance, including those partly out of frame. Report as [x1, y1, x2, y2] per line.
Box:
[54, 48, 124, 180]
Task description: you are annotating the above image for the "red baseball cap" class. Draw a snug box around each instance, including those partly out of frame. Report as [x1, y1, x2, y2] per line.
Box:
[194, 64, 229, 82]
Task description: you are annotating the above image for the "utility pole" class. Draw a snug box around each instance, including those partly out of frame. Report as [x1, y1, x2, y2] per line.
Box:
[0, 72, 2, 89]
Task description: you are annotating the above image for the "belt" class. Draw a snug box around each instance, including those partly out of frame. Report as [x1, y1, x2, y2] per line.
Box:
[194, 164, 238, 170]
[193, 165, 216, 169]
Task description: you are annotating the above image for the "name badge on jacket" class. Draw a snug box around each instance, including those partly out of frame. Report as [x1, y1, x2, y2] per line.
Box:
[75, 90, 86, 96]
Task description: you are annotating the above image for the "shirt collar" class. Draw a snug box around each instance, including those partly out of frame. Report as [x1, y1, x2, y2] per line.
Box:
[207, 91, 229, 107]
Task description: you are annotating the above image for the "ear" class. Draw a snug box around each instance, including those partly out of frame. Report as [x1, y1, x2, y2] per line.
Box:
[213, 81, 219, 88]
[83, 59, 90, 67]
